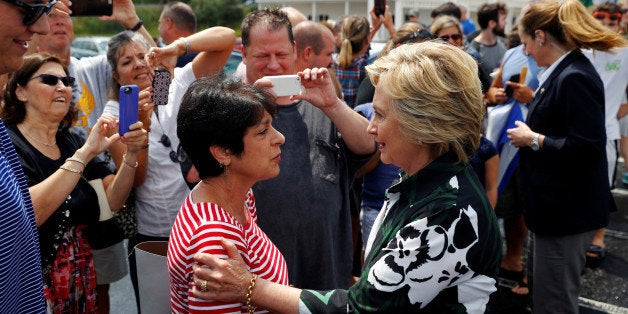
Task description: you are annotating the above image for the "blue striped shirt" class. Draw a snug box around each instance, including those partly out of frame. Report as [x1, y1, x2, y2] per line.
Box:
[0, 119, 45, 313]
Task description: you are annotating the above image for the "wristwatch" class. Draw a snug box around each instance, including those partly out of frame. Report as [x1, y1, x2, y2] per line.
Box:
[530, 133, 540, 151]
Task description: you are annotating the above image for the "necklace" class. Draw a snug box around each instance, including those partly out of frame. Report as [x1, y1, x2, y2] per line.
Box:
[19, 125, 56, 147]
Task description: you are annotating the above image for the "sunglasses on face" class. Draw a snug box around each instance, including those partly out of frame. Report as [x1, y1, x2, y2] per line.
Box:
[3, 0, 56, 26]
[397, 29, 433, 44]
[28, 74, 75, 87]
[593, 11, 622, 21]
[439, 34, 463, 42]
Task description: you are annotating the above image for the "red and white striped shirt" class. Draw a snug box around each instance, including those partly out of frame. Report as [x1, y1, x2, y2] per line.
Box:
[168, 189, 289, 313]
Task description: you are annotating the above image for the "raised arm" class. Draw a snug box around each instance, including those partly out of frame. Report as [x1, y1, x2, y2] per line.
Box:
[294, 67, 376, 155]
[148, 27, 236, 79]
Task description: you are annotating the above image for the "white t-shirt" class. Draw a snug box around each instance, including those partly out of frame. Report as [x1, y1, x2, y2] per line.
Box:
[102, 63, 196, 237]
[584, 47, 628, 140]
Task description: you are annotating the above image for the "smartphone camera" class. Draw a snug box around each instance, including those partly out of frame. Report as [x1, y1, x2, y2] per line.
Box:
[505, 74, 520, 98]
[123, 86, 133, 94]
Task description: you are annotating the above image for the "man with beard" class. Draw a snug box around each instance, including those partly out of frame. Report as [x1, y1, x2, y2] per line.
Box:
[466, 2, 508, 78]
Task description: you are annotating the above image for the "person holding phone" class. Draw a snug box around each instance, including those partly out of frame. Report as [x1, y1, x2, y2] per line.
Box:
[101, 26, 235, 311]
[0, 53, 147, 313]
[192, 42, 501, 313]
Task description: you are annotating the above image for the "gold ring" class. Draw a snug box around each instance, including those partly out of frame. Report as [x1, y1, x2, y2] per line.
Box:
[200, 280, 207, 292]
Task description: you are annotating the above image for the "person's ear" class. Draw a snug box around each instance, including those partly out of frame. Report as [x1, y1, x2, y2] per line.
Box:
[303, 46, 312, 60]
[15, 85, 27, 102]
[210, 145, 231, 166]
[112, 71, 120, 84]
[489, 19, 497, 29]
[534, 29, 546, 45]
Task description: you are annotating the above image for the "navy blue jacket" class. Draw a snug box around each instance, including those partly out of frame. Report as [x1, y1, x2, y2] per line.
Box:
[520, 49, 612, 236]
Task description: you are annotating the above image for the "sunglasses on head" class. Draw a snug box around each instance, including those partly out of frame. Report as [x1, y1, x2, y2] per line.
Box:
[439, 34, 463, 42]
[29, 74, 75, 87]
[593, 11, 622, 21]
[3, 0, 57, 26]
[397, 29, 433, 44]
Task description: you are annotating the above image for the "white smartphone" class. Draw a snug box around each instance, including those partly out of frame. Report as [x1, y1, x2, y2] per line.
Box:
[263, 75, 304, 97]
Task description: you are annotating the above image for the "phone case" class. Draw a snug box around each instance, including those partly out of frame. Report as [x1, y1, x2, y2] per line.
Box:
[374, 0, 386, 16]
[72, 0, 113, 16]
[119, 85, 139, 136]
[152, 68, 171, 106]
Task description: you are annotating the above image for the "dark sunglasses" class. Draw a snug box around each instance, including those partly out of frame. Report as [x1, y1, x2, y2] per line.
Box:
[593, 11, 622, 21]
[28, 74, 75, 87]
[3, 0, 57, 26]
[159, 134, 186, 163]
[397, 29, 433, 44]
[439, 34, 463, 42]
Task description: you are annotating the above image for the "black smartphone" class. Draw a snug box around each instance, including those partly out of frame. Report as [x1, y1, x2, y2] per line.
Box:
[72, 0, 113, 16]
[119, 85, 139, 136]
[374, 0, 386, 16]
[505, 74, 520, 98]
[152, 68, 171, 106]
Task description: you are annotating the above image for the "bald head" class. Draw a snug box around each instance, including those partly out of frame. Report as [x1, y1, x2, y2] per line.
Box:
[280, 6, 307, 26]
[294, 21, 336, 70]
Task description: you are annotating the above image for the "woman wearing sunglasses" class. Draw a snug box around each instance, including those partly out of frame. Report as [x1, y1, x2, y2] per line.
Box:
[0, 53, 147, 312]
[101, 27, 235, 310]
[431, 15, 492, 93]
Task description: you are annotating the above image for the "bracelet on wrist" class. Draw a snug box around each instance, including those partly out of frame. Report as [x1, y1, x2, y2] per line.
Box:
[65, 156, 86, 167]
[122, 153, 139, 168]
[60, 165, 83, 175]
[245, 274, 257, 314]
[178, 37, 191, 56]
[128, 19, 143, 32]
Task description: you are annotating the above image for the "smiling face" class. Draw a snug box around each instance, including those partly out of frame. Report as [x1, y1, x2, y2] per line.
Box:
[16, 62, 72, 123]
[368, 87, 429, 175]
[112, 40, 152, 89]
[229, 111, 285, 182]
[0, 0, 50, 74]
[243, 24, 296, 83]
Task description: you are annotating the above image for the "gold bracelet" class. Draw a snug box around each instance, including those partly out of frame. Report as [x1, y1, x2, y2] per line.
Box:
[65, 156, 86, 167]
[122, 153, 139, 168]
[60, 165, 82, 175]
[245, 274, 257, 314]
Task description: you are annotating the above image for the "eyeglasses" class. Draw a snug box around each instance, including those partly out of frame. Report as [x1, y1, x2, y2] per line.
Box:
[439, 34, 463, 42]
[397, 29, 433, 44]
[593, 11, 622, 21]
[3, 0, 57, 26]
[159, 134, 187, 163]
[28, 74, 75, 87]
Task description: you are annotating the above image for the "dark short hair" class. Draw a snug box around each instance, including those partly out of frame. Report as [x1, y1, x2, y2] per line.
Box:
[177, 76, 277, 178]
[241, 9, 294, 50]
[1, 53, 76, 129]
[431, 2, 461, 20]
[162, 2, 197, 33]
[595, 2, 622, 14]
[477, 2, 507, 29]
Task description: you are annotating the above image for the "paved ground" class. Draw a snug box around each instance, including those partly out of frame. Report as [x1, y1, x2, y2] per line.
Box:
[110, 161, 628, 314]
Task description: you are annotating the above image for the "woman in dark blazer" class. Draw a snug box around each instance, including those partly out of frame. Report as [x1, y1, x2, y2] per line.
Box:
[507, 1, 625, 312]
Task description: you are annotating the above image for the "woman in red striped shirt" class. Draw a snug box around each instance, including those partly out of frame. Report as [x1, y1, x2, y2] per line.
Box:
[167, 77, 288, 313]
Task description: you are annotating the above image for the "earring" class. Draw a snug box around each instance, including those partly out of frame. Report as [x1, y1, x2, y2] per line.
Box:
[223, 164, 228, 177]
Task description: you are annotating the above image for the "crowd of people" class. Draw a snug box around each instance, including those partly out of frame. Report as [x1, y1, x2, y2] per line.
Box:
[0, 0, 626, 313]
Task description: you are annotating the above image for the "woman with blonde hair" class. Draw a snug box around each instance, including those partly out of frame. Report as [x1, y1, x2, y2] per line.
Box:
[507, 0, 625, 312]
[190, 41, 502, 313]
[332, 15, 371, 107]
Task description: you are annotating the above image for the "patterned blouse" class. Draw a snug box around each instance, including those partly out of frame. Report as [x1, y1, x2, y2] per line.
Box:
[299, 153, 502, 313]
